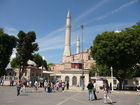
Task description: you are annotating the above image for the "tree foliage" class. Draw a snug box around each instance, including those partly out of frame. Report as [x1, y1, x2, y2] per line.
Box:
[89, 64, 109, 77]
[91, 22, 140, 89]
[32, 53, 48, 70]
[0, 28, 17, 76]
[48, 63, 55, 67]
[42, 60, 48, 70]
[47, 63, 55, 71]
[16, 31, 38, 79]
[32, 53, 43, 67]
[89, 64, 97, 77]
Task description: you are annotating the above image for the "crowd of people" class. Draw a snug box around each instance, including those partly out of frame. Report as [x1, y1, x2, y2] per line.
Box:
[15, 79, 113, 104]
[15, 79, 69, 96]
[0, 77, 120, 104]
[1, 77, 140, 104]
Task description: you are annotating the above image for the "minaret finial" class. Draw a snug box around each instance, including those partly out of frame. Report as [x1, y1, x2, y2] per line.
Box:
[77, 35, 80, 41]
[67, 9, 71, 18]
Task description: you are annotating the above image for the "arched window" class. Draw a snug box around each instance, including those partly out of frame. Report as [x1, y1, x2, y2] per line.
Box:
[72, 76, 77, 86]
[88, 56, 90, 60]
[65, 76, 69, 82]
[80, 76, 85, 86]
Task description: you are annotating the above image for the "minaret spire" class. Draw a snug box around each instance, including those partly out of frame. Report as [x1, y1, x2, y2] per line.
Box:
[67, 9, 71, 18]
[76, 35, 80, 54]
[63, 10, 71, 62]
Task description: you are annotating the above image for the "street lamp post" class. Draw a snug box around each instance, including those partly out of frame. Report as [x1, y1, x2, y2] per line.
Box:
[80, 24, 84, 86]
[110, 66, 114, 91]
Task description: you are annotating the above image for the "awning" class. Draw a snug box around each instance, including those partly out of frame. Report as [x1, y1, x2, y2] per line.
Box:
[50, 73, 61, 76]
[42, 71, 54, 74]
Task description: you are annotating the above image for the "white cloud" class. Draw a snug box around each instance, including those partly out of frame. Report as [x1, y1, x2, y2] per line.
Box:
[37, 27, 65, 52]
[85, 0, 139, 24]
[4, 27, 18, 36]
[74, 0, 108, 24]
[111, 0, 139, 14]
[38, 26, 84, 52]
[10, 53, 16, 60]
[37, 0, 138, 54]
[10, 49, 16, 61]
[42, 56, 45, 60]
[38, 21, 135, 52]
[38, 27, 64, 42]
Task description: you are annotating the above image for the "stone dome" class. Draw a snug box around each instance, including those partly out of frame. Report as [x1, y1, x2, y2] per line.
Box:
[27, 60, 36, 66]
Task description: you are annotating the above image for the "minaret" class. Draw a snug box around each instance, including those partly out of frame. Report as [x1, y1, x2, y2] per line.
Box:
[63, 10, 71, 62]
[76, 36, 80, 54]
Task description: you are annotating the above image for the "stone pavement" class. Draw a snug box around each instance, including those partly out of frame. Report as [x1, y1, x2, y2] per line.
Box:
[0, 86, 140, 105]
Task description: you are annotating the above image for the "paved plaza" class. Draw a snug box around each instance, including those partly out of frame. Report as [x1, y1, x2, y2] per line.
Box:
[0, 86, 140, 105]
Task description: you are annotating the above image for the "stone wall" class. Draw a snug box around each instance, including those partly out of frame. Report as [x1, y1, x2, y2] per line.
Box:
[50, 48, 96, 73]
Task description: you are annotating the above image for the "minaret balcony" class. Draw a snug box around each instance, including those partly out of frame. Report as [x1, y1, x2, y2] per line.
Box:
[66, 25, 71, 28]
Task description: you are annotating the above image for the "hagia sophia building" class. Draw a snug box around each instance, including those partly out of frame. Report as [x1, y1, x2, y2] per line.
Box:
[49, 10, 96, 87]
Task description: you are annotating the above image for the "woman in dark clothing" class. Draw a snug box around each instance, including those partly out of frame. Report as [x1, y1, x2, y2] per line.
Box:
[87, 81, 94, 101]
[66, 81, 69, 90]
[92, 81, 97, 100]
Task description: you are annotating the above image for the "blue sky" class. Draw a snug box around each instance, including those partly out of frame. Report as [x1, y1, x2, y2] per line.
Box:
[0, 0, 140, 64]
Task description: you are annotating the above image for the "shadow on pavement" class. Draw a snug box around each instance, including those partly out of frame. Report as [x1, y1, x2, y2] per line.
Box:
[19, 94, 28, 96]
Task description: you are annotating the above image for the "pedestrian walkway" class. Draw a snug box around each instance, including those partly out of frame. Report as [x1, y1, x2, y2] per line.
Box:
[0, 86, 140, 105]
[66, 86, 139, 95]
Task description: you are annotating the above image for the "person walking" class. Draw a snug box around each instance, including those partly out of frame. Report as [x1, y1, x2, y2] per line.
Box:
[82, 83, 85, 90]
[44, 80, 48, 92]
[56, 81, 59, 91]
[87, 81, 94, 101]
[51, 82, 55, 92]
[92, 81, 97, 100]
[62, 82, 65, 92]
[34, 81, 39, 92]
[66, 81, 69, 90]
[58, 81, 62, 92]
[47, 81, 51, 93]
[0, 78, 2, 86]
[16, 81, 22, 96]
[103, 80, 112, 104]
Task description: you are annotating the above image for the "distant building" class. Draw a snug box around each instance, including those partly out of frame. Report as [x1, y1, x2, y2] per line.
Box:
[50, 10, 95, 87]
[11, 60, 52, 81]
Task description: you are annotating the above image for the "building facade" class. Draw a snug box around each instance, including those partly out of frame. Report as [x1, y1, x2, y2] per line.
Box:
[50, 10, 96, 87]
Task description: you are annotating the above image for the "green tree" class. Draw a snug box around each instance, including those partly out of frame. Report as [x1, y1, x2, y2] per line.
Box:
[32, 53, 48, 70]
[47, 63, 55, 71]
[42, 60, 48, 70]
[91, 22, 140, 89]
[32, 53, 43, 67]
[48, 63, 55, 67]
[0, 28, 17, 76]
[89, 64, 97, 77]
[89, 64, 109, 77]
[16, 31, 38, 79]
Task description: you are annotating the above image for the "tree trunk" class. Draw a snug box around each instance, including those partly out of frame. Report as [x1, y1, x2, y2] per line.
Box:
[118, 79, 124, 90]
[19, 62, 27, 81]
[119, 80, 122, 90]
[19, 64, 24, 81]
[19, 65, 22, 80]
